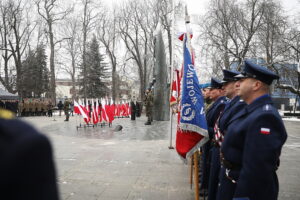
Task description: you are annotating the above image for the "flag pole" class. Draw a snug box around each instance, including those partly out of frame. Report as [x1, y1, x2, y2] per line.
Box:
[168, 0, 175, 150]
[184, 5, 200, 200]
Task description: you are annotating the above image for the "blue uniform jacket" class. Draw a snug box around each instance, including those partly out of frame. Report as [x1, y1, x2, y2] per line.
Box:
[0, 118, 59, 200]
[218, 96, 246, 134]
[220, 95, 287, 200]
[206, 96, 227, 139]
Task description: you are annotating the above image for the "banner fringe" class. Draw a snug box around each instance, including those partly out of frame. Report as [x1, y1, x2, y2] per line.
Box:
[179, 123, 208, 137]
[186, 137, 209, 159]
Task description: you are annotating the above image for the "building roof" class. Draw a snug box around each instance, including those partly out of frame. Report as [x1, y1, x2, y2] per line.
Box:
[0, 88, 18, 100]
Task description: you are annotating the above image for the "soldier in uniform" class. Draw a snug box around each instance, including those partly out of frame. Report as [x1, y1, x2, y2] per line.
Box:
[200, 83, 213, 111]
[200, 78, 226, 196]
[64, 98, 70, 121]
[36, 99, 42, 116]
[144, 88, 154, 125]
[18, 100, 24, 117]
[24, 99, 29, 116]
[0, 107, 59, 199]
[217, 60, 287, 200]
[47, 101, 53, 117]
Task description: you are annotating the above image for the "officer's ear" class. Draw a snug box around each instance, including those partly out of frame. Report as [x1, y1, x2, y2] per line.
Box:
[253, 80, 264, 91]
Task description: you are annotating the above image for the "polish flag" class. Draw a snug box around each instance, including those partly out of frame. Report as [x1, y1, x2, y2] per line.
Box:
[101, 101, 108, 122]
[92, 99, 98, 124]
[74, 100, 80, 114]
[79, 99, 90, 124]
[74, 101, 89, 122]
[260, 128, 270, 135]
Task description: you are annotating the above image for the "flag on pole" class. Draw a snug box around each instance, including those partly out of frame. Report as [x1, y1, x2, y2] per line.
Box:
[92, 99, 98, 124]
[79, 99, 90, 124]
[175, 34, 208, 160]
[74, 100, 89, 121]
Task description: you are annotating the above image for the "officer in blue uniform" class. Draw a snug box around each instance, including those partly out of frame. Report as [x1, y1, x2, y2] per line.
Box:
[217, 60, 287, 200]
[200, 78, 226, 196]
[0, 108, 59, 200]
[219, 70, 247, 134]
[208, 70, 246, 200]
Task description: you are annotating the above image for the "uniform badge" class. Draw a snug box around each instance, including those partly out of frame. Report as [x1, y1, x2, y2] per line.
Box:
[260, 128, 270, 135]
[263, 104, 271, 111]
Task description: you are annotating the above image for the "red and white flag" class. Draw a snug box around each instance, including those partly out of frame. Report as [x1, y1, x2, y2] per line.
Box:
[74, 100, 89, 122]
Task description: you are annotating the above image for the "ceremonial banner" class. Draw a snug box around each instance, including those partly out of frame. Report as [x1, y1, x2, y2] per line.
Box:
[176, 35, 208, 160]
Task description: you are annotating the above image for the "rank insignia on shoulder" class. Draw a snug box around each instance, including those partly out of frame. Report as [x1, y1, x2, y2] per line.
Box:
[260, 128, 270, 135]
[263, 104, 271, 111]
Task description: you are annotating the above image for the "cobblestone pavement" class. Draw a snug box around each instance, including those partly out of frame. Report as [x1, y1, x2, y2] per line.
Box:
[21, 115, 300, 200]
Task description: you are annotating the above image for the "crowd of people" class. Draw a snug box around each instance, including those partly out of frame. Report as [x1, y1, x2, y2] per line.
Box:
[197, 60, 287, 200]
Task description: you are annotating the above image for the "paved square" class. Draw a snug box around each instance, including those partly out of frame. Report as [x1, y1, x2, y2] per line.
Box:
[22, 115, 300, 200]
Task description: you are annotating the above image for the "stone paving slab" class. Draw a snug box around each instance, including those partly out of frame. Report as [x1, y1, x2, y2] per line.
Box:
[20, 115, 300, 200]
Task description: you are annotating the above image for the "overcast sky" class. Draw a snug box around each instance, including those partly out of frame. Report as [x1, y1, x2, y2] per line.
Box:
[186, 0, 300, 17]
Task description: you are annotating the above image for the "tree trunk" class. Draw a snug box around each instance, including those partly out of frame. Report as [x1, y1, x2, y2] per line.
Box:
[49, 22, 56, 104]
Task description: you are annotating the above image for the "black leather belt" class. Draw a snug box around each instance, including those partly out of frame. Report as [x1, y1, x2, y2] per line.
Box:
[220, 153, 241, 170]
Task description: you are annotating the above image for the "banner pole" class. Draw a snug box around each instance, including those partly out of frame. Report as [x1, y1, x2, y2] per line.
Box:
[190, 156, 193, 189]
[168, 0, 175, 150]
[194, 151, 199, 200]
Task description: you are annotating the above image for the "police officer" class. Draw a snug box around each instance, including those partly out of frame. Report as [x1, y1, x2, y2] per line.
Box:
[144, 88, 154, 125]
[200, 78, 226, 196]
[208, 70, 246, 200]
[0, 108, 59, 200]
[217, 60, 287, 200]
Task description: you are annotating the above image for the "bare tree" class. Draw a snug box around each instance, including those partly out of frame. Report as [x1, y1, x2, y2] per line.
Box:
[79, 0, 99, 100]
[118, 0, 159, 101]
[0, 0, 35, 95]
[97, 8, 118, 102]
[199, 0, 265, 70]
[8, 0, 36, 98]
[0, 0, 14, 92]
[61, 16, 81, 100]
[35, 0, 72, 103]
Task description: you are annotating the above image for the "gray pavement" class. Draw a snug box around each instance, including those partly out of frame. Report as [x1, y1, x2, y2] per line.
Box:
[21, 114, 300, 200]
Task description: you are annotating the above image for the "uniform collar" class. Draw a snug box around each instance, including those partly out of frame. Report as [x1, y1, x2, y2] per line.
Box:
[246, 94, 273, 113]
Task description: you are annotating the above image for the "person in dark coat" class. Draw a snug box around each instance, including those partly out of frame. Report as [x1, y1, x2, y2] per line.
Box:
[0, 108, 59, 200]
[207, 70, 246, 200]
[57, 100, 63, 116]
[200, 78, 226, 196]
[130, 101, 136, 120]
[217, 60, 287, 200]
[135, 101, 141, 117]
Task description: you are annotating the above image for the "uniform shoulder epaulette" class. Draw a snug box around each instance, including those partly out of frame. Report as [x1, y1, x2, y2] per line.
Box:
[263, 104, 272, 111]
[0, 108, 15, 119]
